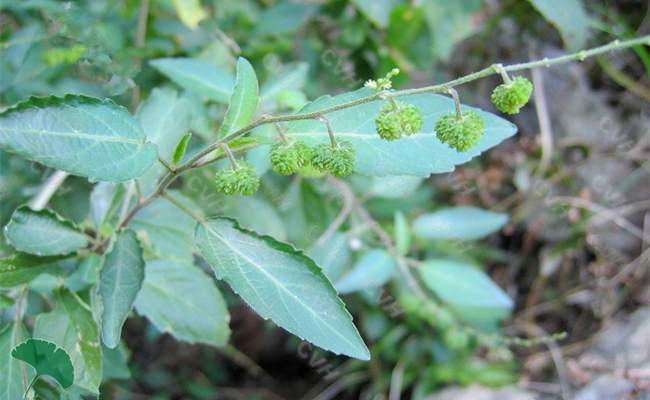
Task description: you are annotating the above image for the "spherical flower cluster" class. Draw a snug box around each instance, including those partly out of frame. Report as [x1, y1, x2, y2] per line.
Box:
[490, 76, 533, 115]
[375, 102, 423, 141]
[311, 141, 355, 177]
[270, 140, 312, 175]
[435, 111, 485, 152]
[214, 162, 260, 195]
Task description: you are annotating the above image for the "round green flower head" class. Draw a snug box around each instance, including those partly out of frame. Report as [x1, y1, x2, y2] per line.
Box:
[270, 140, 312, 176]
[214, 162, 260, 196]
[375, 102, 423, 141]
[435, 111, 485, 152]
[311, 141, 355, 177]
[490, 76, 533, 115]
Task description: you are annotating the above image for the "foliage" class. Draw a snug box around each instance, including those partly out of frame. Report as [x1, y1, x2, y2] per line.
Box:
[0, 0, 647, 398]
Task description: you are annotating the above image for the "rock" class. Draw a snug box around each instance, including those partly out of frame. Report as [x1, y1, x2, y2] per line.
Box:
[428, 385, 536, 400]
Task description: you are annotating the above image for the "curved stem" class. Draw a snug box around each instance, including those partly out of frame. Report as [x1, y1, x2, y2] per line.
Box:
[116, 35, 650, 229]
[319, 116, 337, 147]
[447, 88, 463, 119]
[220, 143, 238, 168]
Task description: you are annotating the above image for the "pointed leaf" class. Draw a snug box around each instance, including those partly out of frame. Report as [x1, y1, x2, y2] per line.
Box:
[99, 230, 145, 349]
[11, 339, 74, 389]
[285, 88, 517, 177]
[528, 0, 588, 51]
[419, 259, 513, 329]
[1, 323, 35, 400]
[150, 58, 233, 103]
[136, 88, 193, 195]
[219, 57, 259, 138]
[135, 260, 230, 346]
[34, 288, 102, 393]
[172, 132, 192, 166]
[4, 206, 88, 256]
[413, 207, 508, 240]
[0, 95, 158, 182]
[195, 217, 370, 360]
[0, 253, 65, 288]
[335, 249, 396, 294]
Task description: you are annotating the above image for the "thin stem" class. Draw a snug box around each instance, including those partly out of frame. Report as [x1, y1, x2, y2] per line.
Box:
[220, 143, 239, 168]
[447, 88, 463, 119]
[495, 63, 512, 84]
[388, 96, 400, 110]
[23, 376, 37, 400]
[318, 116, 338, 147]
[115, 35, 650, 230]
[161, 191, 205, 223]
[158, 157, 174, 173]
[29, 170, 69, 210]
[273, 122, 289, 142]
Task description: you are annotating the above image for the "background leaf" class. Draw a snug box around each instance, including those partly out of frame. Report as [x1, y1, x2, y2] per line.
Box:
[0, 253, 65, 288]
[135, 260, 230, 347]
[352, 0, 400, 28]
[99, 230, 145, 349]
[419, 259, 513, 330]
[4, 206, 88, 256]
[150, 58, 233, 103]
[34, 288, 102, 393]
[0, 95, 157, 182]
[413, 207, 508, 240]
[528, 0, 589, 51]
[335, 249, 396, 294]
[11, 338, 74, 389]
[308, 232, 351, 282]
[136, 88, 193, 195]
[285, 88, 517, 177]
[0, 323, 35, 400]
[219, 57, 259, 138]
[195, 218, 370, 360]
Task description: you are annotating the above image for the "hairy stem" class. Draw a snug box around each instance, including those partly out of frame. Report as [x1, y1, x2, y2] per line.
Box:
[117, 35, 650, 229]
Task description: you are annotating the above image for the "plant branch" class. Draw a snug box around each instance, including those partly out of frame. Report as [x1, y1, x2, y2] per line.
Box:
[29, 170, 69, 210]
[116, 35, 650, 229]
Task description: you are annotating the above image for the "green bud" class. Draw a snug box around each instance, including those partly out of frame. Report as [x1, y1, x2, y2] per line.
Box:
[490, 76, 533, 115]
[311, 141, 355, 177]
[435, 111, 485, 152]
[214, 162, 260, 196]
[375, 102, 423, 141]
[270, 140, 312, 176]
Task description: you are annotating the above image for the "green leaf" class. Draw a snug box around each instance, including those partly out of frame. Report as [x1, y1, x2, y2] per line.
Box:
[172, 132, 192, 166]
[196, 218, 369, 360]
[219, 58, 259, 138]
[172, 0, 207, 29]
[413, 207, 508, 240]
[285, 88, 517, 177]
[99, 230, 145, 349]
[393, 211, 410, 255]
[4, 206, 88, 256]
[136, 88, 193, 195]
[0, 95, 158, 182]
[150, 58, 233, 103]
[308, 232, 351, 282]
[335, 249, 396, 294]
[0, 294, 15, 309]
[260, 62, 308, 108]
[130, 195, 195, 261]
[0, 253, 65, 288]
[1, 323, 35, 400]
[352, 0, 400, 28]
[255, 2, 318, 36]
[34, 288, 102, 393]
[134, 260, 230, 347]
[423, 0, 483, 61]
[11, 339, 74, 389]
[419, 259, 513, 329]
[528, 0, 589, 51]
